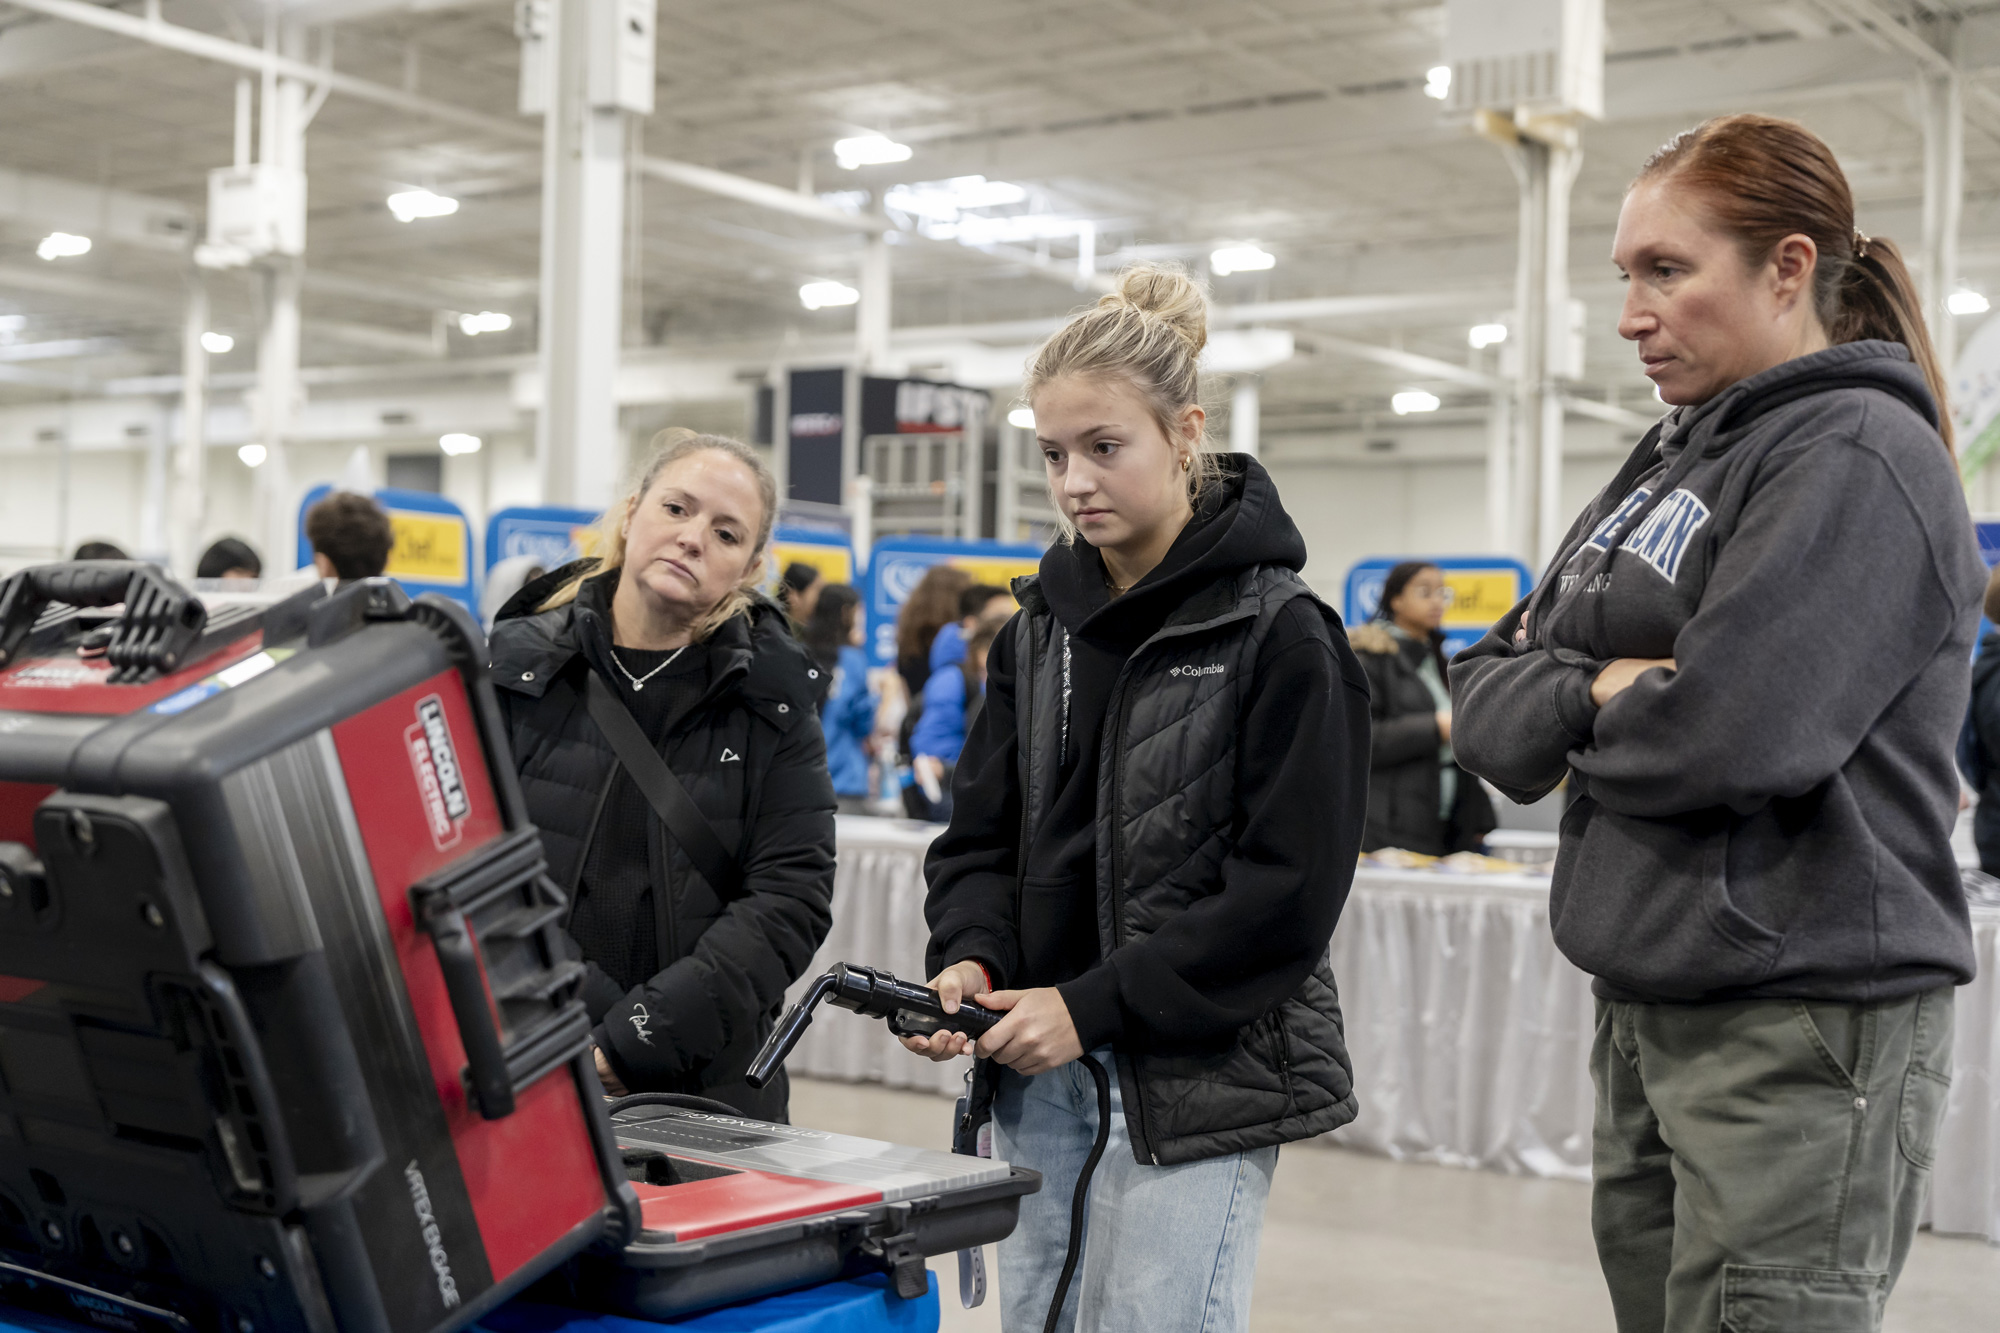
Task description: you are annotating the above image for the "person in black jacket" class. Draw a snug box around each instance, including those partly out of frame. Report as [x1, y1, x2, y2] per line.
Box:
[1351, 560, 1495, 855]
[1959, 567, 2000, 873]
[488, 428, 835, 1121]
[904, 264, 1370, 1333]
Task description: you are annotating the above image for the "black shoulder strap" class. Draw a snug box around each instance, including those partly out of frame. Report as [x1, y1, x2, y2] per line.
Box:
[584, 670, 744, 900]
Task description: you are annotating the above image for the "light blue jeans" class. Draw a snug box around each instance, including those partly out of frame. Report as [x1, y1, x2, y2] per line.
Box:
[989, 1048, 1277, 1333]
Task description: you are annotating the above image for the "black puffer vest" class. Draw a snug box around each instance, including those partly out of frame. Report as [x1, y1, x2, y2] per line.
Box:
[1010, 566, 1359, 1164]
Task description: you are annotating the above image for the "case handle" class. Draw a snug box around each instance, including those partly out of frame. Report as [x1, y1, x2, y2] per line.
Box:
[410, 828, 592, 1120]
[0, 561, 206, 683]
[416, 900, 517, 1119]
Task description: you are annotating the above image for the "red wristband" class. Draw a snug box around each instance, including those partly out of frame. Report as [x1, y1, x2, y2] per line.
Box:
[967, 962, 992, 995]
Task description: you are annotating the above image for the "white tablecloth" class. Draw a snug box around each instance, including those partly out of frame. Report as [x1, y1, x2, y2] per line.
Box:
[789, 816, 2000, 1241]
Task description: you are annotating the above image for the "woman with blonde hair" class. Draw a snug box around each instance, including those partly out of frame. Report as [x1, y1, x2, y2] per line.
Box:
[488, 428, 835, 1120]
[904, 265, 1372, 1332]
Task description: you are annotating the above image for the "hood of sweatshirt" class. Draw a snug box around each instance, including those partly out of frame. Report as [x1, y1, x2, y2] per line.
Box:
[1037, 452, 1307, 652]
[1686, 339, 1937, 450]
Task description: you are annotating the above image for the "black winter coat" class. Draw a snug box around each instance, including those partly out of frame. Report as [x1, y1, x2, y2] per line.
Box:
[1962, 629, 2000, 874]
[489, 568, 835, 1116]
[1351, 621, 1495, 855]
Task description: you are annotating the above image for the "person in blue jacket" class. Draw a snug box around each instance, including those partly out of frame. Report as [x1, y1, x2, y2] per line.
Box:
[905, 587, 1012, 818]
[911, 624, 998, 823]
[805, 584, 876, 813]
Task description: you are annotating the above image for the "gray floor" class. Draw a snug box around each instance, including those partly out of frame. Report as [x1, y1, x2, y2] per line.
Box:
[789, 1077, 2000, 1332]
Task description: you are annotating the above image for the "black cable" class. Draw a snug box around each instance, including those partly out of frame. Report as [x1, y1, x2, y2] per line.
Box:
[605, 1091, 750, 1118]
[1043, 1054, 1111, 1333]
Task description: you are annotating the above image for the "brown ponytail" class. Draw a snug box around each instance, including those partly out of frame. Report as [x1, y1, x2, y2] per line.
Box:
[1637, 114, 1952, 450]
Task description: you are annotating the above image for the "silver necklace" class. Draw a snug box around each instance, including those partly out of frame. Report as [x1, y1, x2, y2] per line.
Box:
[609, 642, 688, 692]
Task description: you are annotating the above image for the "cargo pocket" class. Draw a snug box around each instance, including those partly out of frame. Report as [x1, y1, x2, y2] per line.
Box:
[1720, 1264, 1887, 1332]
[1898, 989, 1954, 1171]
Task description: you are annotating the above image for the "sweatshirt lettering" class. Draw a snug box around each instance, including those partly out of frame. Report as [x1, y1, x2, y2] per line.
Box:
[1624, 489, 1711, 583]
[1585, 488, 1652, 551]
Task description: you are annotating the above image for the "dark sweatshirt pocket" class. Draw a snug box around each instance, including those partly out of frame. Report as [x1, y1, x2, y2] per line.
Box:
[1552, 798, 1783, 998]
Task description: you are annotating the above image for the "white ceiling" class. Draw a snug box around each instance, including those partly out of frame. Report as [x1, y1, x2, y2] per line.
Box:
[0, 0, 1998, 432]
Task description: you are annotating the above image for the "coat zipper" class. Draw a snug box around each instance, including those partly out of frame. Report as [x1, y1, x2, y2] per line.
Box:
[1013, 619, 1034, 934]
[1104, 671, 1159, 1164]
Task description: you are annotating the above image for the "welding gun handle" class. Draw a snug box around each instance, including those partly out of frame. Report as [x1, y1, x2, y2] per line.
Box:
[886, 995, 1005, 1040]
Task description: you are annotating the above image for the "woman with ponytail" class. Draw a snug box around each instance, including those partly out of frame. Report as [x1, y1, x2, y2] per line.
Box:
[1452, 115, 1984, 1331]
[902, 264, 1372, 1331]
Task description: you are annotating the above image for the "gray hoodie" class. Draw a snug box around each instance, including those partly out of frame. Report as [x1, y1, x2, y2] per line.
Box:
[1451, 341, 1983, 1003]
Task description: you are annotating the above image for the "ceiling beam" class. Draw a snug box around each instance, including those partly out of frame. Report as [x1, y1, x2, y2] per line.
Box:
[1306, 334, 1499, 391]
[0, 162, 196, 253]
[1, 0, 892, 235]
[0, 12, 144, 80]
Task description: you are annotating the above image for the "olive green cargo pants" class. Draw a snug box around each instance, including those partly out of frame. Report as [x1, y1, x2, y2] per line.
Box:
[1590, 988, 1954, 1332]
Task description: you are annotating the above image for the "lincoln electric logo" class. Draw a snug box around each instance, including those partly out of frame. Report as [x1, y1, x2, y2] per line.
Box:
[406, 695, 471, 849]
[404, 1161, 461, 1309]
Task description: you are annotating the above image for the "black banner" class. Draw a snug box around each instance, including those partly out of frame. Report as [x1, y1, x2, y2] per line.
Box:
[786, 368, 845, 504]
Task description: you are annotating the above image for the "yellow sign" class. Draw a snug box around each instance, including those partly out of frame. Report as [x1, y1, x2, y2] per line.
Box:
[386, 511, 468, 583]
[947, 555, 1041, 596]
[1441, 570, 1523, 626]
[766, 542, 855, 593]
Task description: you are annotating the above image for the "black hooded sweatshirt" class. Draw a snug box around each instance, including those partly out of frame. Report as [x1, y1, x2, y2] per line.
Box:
[927, 458, 1364, 1052]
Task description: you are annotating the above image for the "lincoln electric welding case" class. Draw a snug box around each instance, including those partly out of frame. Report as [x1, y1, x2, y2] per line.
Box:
[0, 567, 638, 1333]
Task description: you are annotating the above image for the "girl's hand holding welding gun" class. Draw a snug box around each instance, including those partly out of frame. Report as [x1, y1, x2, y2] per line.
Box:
[900, 960, 1084, 1077]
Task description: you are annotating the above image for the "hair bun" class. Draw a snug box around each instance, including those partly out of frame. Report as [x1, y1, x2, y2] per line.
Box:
[1103, 262, 1209, 356]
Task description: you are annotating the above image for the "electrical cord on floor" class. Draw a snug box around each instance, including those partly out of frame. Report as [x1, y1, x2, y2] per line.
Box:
[1043, 1053, 1112, 1333]
[605, 1091, 751, 1118]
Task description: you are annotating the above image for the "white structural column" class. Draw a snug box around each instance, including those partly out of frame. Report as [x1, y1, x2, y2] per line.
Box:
[252, 259, 302, 566]
[1230, 376, 1260, 457]
[1919, 16, 1964, 379]
[1485, 392, 1511, 553]
[249, 19, 310, 569]
[535, 0, 642, 509]
[1503, 130, 1581, 566]
[856, 233, 891, 372]
[171, 269, 210, 576]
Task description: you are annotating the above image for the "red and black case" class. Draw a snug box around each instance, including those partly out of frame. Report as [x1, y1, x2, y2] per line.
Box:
[0, 565, 637, 1333]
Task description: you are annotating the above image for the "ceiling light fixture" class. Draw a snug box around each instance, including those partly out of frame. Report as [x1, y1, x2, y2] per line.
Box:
[799, 280, 860, 310]
[439, 432, 482, 456]
[1424, 65, 1452, 100]
[1210, 243, 1275, 277]
[387, 188, 459, 222]
[458, 310, 513, 335]
[200, 331, 234, 355]
[833, 134, 912, 170]
[1949, 287, 1990, 316]
[36, 232, 91, 261]
[238, 443, 268, 467]
[1468, 323, 1508, 349]
[1392, 390, 1441, 415]
[1007, 407, 1035, 430]
[884, 176, 1029, 222]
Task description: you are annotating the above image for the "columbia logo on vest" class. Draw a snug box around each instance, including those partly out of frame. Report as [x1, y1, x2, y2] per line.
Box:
[1170, 664, 1226, 679]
